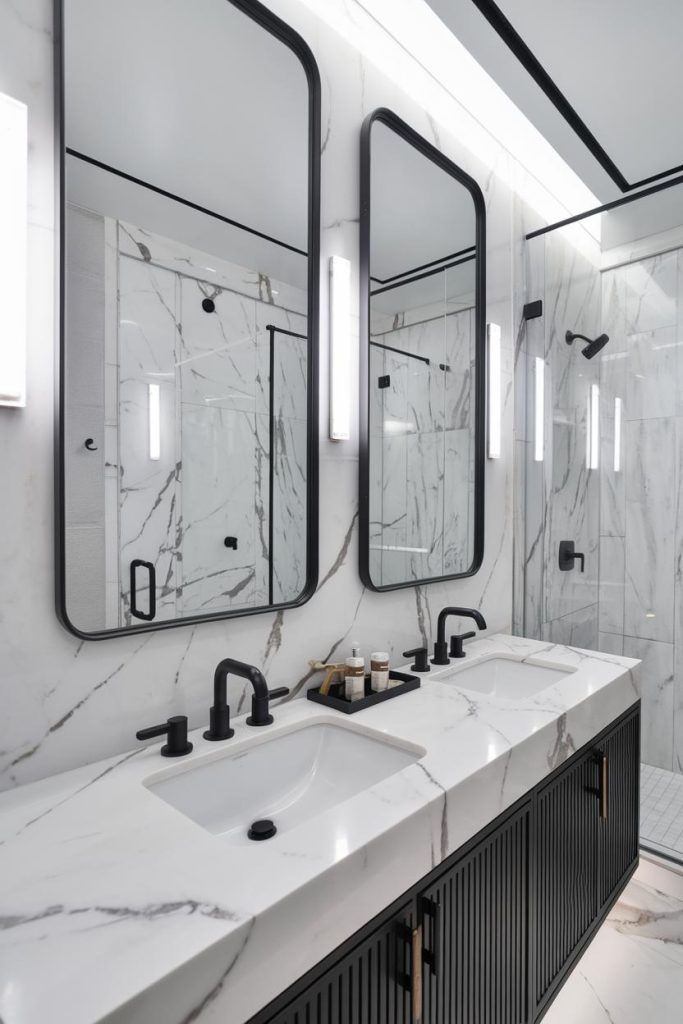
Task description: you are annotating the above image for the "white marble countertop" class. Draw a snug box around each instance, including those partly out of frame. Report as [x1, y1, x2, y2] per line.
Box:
[0, 635, 640, 1024]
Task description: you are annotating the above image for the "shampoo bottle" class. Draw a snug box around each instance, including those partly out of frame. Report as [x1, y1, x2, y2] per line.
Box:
[345, 645, 365, 701]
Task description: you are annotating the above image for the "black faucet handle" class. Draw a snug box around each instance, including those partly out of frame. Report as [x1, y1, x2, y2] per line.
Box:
[136, 716, 193, 757]
[449, 632, 476, 659]
[204, 703, 234, 742]
[268, 687, 290, 701]
[403, 647, 431, 673]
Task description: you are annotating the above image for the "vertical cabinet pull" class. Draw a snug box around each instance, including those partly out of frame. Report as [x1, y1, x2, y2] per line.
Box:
[130, 559, 156, 621]
[599, 752, 609, 820]
[411, 923, 423, 1023]
[420, 895, 439, 975]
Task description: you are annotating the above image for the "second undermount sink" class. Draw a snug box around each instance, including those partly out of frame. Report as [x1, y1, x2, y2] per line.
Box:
[438, 657, 575, 701]
[144, 720, 424, 845]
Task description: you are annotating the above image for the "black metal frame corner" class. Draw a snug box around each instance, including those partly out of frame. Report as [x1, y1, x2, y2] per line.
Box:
[53, 0, 321, 640]
[358, 108, 486, 594]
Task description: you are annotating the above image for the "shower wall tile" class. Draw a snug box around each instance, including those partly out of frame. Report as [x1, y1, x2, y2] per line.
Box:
[271, 416, 308, 604]
[598, 632, 624, 656]
[626, 327, 679, 421]
[625, 251, 678, 334]
[540, 603, 599, 650]
[624, 417, 675, 643]
[599, 535, 625, 636]
[623, 636, 674, 771]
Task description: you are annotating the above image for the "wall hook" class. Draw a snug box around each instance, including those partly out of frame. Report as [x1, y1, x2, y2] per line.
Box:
[84, 438, 98, 451]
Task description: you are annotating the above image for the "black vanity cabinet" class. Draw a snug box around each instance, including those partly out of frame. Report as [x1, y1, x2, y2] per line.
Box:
[420, 801, 532, 1024]
[252, 704, 639, 1024]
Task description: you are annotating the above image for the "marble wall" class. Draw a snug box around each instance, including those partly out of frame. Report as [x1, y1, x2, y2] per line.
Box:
[598, 247, 683, 773]
[514, 221, 683, 774]
[369, 307, 474, 585]
[0, 0, 518, 792]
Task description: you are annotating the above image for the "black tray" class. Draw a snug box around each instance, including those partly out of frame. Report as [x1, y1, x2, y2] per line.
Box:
[307, 670, 420, 714]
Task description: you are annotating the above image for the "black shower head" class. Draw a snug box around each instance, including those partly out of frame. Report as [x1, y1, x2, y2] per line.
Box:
[565, 330, 610, 360]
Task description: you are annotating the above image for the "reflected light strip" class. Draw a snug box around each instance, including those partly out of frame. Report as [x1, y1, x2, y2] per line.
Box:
[148, 384, 161, 461]
[329, 256, 352, 441]
[587, 383, 599, 470]
[534, 357, 544, 462]
[487, 323, 501, 459]
[0, 92, 27, 408]
[614, 396, 622, 473]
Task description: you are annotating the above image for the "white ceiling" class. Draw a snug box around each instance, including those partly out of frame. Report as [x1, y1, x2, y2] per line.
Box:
[64, 0, 309, 264]
[425, 0, 683, 200]
[370, 119, 476, 315]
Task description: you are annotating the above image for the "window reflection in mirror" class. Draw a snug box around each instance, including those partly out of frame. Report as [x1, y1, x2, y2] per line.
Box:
[361, 112, 484, 590]
[59, 0, 318, 636]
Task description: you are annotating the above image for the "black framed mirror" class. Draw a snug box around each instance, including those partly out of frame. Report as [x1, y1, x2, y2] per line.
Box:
[55, 0, 320, 638]
[359, 109, 485, 591]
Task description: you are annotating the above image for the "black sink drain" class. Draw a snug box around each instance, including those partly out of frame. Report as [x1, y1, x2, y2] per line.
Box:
[248, 818, 277, 841]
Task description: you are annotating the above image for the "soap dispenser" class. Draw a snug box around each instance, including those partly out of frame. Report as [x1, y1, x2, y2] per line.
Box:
[344, 644, 365, 701]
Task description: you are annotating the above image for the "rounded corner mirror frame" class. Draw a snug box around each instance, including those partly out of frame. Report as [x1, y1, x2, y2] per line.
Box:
[54, 0, 322, 639]
[358, 107, 486, 594]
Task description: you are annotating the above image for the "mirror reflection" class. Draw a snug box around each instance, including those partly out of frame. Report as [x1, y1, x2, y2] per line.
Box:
[61, 0, 315, 635]
[364, 115, 483, 589]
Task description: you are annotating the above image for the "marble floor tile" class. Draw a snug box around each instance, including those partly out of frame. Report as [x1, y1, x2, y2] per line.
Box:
[544, 865, 683, 1024]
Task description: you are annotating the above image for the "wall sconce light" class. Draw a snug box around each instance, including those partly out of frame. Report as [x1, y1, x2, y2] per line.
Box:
[148, 384, 161, 461]
[329, 255, 351, 441]
[487, 323, 501, 459]
[534, 357, 544, 462]
[587, 383, 599, 470]
[614, 396, 622, 473]
[0, 92, 28, 408]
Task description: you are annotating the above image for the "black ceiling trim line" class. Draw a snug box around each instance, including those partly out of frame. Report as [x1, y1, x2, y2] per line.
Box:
[526, 170, 683, 240]
[370, 252, 476, 296]
[470, 1, 683, 193]
[469, 0, 630, 192]
[370, 244, 477, 285]
[66, 147, 308, 258]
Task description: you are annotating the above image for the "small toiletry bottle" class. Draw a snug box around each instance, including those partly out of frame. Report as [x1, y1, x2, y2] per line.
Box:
[371, 651, 390, 691]
[345, 645, 366, 701]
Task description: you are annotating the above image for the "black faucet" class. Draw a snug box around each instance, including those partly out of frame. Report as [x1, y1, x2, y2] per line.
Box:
[205, 659, 290, 736]
[432, 607, 487, 665]
[136, 716, 193, 757]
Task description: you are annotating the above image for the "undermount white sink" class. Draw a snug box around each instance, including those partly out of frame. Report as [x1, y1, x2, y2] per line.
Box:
[438, 657, 575, 701]
[145, 720, 424, 845]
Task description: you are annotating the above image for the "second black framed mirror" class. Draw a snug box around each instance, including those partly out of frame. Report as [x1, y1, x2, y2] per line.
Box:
[359, 108, 486, 592]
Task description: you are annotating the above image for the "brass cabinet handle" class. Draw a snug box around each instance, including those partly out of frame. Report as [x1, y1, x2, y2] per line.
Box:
[411, 924, 423, 1022]
[599, 752, 609, 820]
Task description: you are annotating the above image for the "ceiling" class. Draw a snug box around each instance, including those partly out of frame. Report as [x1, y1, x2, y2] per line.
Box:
[425, 0, 683, 202]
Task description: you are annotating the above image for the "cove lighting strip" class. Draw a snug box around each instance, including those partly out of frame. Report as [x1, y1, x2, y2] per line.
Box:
[329, 256, 352, 441]
[0, 92, 28, 408]
[587, 384, 599, 470]
[487, 323, 501, 459]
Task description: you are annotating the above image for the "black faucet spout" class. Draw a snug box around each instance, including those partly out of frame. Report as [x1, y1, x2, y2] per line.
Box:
[432, 607, 487, 665]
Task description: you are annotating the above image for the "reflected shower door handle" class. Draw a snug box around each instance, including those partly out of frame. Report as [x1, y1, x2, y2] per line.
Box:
[130, 559, 156, 621]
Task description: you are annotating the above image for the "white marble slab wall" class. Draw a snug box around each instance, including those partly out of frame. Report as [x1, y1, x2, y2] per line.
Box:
[369, 308, 474, 585]
[514, 225, 601, 649]
[0, 0, 516, 791]
[597, 249, 682, 772]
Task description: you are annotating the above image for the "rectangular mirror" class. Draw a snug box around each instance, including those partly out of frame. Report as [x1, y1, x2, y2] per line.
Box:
[56, 0, 320, 638]
[359, 109, 485, 591]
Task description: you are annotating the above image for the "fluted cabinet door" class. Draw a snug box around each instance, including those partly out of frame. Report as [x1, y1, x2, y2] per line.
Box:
[419, 802, 532, 1024]
[598, 709, 640, 908]
[533, 750, 600, 1011]
[259, 899, 418, 1024]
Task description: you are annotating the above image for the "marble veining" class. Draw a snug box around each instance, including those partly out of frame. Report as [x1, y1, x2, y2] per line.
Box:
[0, 636, 640, 1024]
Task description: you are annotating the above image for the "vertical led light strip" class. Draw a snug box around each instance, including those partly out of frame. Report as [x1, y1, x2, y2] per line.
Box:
[148, 384, 161, 461]
[487, 323, 501, 459]
[587, 383, 600, 470]
[614, 396, 622, 472]
[329, 255, 351, 441]
[534, 357, 544, 462]
[0, 92, 28, 408]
